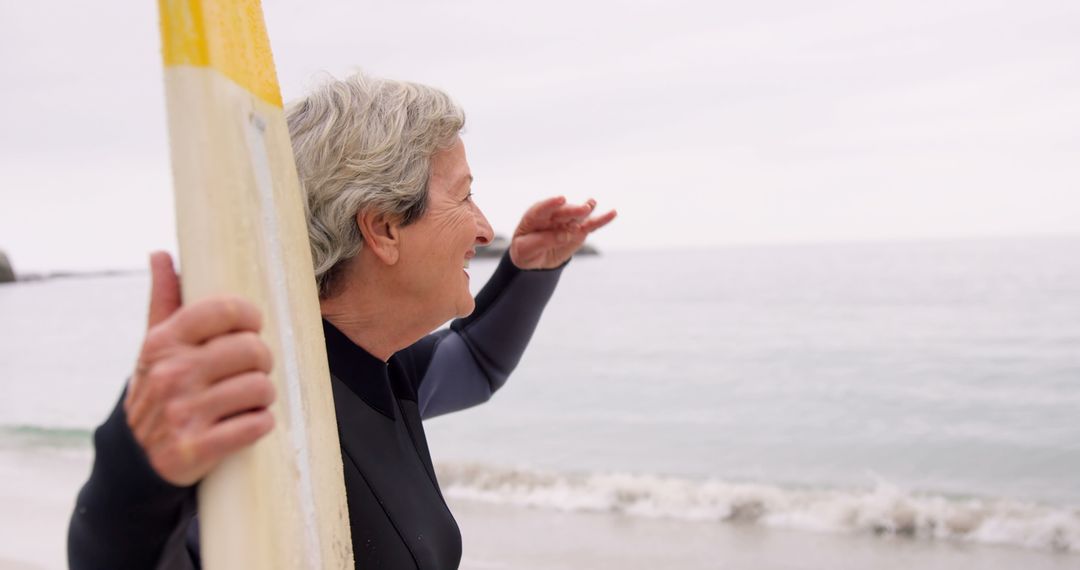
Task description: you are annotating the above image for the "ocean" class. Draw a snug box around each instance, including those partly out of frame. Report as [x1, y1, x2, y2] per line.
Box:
[1, 236, 1078, 568]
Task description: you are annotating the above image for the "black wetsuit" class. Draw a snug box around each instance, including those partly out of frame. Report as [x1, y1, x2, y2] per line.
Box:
[68, 253, 563, 570]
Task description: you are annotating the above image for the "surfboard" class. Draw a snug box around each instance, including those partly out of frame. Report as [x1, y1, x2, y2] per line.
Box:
[157, 1, 353, 568]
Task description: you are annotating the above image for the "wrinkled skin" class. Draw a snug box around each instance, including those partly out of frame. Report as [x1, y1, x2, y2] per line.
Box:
[125, 252, 276, 486]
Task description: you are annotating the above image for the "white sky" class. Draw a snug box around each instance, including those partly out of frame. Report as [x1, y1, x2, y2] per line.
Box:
[0, 0, 1077, 272]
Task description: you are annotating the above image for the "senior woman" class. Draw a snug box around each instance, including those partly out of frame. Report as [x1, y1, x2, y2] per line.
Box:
[68, 74, 615, 569]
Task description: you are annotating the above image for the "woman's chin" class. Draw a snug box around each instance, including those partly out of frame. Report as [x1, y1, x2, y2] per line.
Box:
[456, 296, 477, 318]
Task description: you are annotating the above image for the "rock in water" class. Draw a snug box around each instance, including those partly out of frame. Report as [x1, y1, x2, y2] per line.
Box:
[0, 250, 14, 283]
[476, 234, 601, 258]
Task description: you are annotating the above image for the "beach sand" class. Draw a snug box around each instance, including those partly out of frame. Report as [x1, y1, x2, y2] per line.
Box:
[0, 447, 85, 570]
[1, 448, 1076, 570]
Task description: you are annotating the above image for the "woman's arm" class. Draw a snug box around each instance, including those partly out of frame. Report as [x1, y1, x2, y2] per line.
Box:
[68, 391, 198, 570]
[69, 253, 277, 569]
[406, 252, 565, 419]
[399, 196, 614, 419]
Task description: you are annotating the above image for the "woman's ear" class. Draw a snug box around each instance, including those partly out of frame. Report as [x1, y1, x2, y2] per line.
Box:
[355, 209, 400, 265]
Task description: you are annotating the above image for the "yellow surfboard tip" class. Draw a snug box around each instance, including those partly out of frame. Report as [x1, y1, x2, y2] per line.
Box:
[160, 0, 284, 107]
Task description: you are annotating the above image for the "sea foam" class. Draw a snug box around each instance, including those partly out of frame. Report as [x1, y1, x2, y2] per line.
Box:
[435, 461, 1079, 553]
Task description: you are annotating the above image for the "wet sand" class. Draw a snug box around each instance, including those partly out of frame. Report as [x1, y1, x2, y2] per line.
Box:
[452, 498, 1078, 570]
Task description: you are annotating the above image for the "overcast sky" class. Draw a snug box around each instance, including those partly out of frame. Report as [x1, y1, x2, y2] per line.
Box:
[1, 0, 1077, 272]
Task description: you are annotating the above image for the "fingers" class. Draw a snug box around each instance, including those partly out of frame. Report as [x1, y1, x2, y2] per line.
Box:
[550, 199, 596, 224]
[130, 330, 271, 427]
[196, 409, 275, 467]
[522, 195, 568, 223]
[195, 332, 273, 384]
[518, 196, 598, 238]
[147, 251, 182, 328]
[132, 367, 277, 486]
[167, 296, 263, 345]
[190, 371, 276, 428]
[528, 203, 615, 237]
[510, 196, 615, 269]
[581, 209, 618, 233]
[515, 229, 575, 257]
[145, 408, 275, 487]
[128, 261, 273, 487]
[533, 198, 604, 228]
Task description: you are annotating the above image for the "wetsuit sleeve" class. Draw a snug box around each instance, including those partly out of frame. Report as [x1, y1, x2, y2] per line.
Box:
[407, 252, 565, 419]
[68, 389, 198, 570]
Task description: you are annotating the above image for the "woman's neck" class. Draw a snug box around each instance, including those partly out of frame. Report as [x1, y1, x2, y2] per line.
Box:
[318, 255, 434, 361]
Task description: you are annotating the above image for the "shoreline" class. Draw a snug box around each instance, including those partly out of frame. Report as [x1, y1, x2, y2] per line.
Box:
[452, 497, 1078, 570]
[1, 446, 1077, 570]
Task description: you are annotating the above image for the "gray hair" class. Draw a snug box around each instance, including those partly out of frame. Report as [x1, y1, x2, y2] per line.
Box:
[286, 73, 465, 298]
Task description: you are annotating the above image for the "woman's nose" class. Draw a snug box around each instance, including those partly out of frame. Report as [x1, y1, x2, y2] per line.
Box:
[475, 207, 494, 245]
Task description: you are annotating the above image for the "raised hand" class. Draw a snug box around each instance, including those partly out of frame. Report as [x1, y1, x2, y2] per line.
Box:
[508, 196, 617, 270]
[124, 251, 276, 486]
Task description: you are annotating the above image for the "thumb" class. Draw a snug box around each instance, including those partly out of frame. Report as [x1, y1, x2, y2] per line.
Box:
[147, 251, 182, 328]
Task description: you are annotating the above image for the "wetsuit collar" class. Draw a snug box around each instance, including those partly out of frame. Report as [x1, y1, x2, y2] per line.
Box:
[322, 319, 396, 419]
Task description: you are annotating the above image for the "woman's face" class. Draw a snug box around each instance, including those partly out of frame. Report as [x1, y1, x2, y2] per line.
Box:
[396, 137, 494, 323]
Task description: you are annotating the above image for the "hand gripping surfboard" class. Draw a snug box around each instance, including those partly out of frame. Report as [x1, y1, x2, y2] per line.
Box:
[158, 1, 353, 568]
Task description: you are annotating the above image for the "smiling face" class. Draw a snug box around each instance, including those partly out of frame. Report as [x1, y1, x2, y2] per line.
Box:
[395, 137, 494, 322]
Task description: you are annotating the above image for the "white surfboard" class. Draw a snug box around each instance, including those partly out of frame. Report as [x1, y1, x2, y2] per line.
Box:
[158, 0, 353, 567]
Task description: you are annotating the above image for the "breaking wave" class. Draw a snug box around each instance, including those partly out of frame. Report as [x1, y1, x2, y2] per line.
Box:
[435, 461, 1079, 553]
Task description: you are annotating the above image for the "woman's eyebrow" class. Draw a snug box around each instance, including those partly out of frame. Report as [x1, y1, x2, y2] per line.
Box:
[456, 173, 474, 194]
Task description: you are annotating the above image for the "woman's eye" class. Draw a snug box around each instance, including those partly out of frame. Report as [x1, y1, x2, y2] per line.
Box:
[463, 192, 474, 203]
